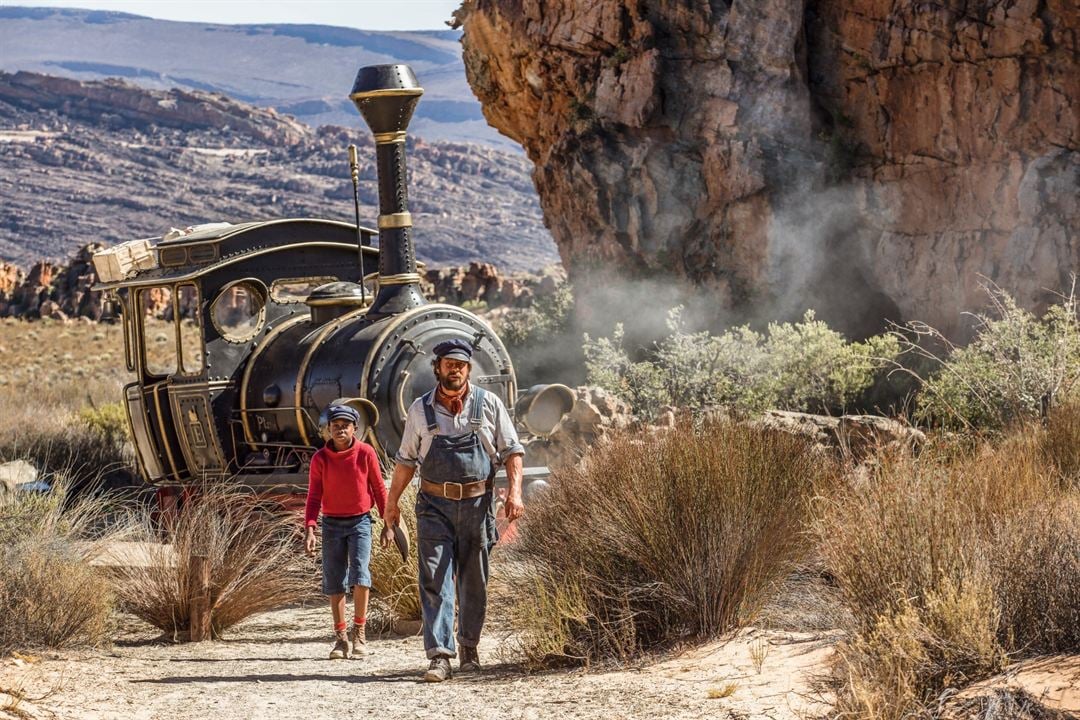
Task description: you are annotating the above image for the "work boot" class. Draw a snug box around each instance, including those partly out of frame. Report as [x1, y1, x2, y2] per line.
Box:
[329, 630, 351, 660]
[459, 645, 480, 672]
[423, 656, 452, 683]
[348, 623, 367, 657]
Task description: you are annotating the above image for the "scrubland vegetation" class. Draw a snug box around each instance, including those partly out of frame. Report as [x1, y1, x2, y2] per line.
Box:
[2, 283, 1078, 718]
[0, 481, 123, 654]
[108, 484, 313, 639]
[505, 420, 835, 665]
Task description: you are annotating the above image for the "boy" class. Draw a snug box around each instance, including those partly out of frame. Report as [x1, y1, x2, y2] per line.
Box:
[304, 403, 388, 659]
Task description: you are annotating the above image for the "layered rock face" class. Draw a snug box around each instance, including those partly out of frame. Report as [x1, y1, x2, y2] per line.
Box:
[459, 0, 1077, 336]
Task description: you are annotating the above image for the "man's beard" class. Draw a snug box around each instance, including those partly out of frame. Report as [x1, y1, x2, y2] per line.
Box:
[436, 369, 467, 392]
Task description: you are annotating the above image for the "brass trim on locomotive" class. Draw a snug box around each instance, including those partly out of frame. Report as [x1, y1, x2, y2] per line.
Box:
[373, 131, 407, 144]
[208, 278, 268, 344]
[377, 212, 413, 229]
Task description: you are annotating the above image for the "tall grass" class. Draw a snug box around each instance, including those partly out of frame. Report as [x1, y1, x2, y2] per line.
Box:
[0, 479, 127, 654]
[505, 420, 834, 665]
[817, 429, 1080, 718]
[108, 484, 311, 639]
[368, 484, 421, 628]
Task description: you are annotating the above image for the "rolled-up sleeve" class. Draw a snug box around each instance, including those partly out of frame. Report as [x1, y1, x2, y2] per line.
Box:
[492, 397, 525, 462]
[394, 402, 422, 467]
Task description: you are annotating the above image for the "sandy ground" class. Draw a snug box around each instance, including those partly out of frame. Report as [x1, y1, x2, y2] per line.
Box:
[0, 607, 834, 720]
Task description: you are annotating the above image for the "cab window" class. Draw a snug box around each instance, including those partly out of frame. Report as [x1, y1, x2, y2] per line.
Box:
[270, 277, 338, 304]
[177, 284, 203, 375]
[140, 286, 177, 376]
[212, 280, 266, 343]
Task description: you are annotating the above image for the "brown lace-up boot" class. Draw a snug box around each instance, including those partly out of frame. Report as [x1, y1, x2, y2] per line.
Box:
[348, 623, 367, 657]
[329, 629, 351, 660]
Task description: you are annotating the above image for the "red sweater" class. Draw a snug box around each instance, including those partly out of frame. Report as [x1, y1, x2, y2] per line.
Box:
[304, 439, 387, 527]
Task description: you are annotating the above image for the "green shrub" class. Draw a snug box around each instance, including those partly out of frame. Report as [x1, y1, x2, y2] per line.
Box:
[506, 420, 834, 666]
[499, 282, 574, 349]
[583, 308, 899, 418]
[78, 402, 130, 449]
[907, 283, 1080, 430]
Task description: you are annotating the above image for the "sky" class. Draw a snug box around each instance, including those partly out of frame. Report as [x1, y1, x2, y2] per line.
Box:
[0, 0, 464, 31]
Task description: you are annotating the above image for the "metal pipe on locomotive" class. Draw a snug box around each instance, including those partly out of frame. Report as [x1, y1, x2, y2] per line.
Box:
[91, 64, 573, 506]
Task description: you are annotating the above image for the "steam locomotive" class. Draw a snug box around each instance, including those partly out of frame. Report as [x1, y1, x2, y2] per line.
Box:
[92, 64, 574, 506]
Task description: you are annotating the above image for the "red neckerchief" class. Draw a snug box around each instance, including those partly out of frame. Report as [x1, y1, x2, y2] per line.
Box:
[435, 382, 469, 416]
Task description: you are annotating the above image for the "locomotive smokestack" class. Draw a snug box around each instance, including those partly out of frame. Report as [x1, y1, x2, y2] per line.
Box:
[349, 64, 427, 316]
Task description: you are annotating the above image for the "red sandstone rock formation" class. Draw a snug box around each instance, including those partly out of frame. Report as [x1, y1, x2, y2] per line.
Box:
[459, 0, 1078, 336]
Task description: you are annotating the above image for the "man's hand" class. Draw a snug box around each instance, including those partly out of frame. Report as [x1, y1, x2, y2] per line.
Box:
[380, 523, 396, 549]
[383, 501, 400, 530]
[304, 526, 317, 556]
[503, 492, 525, 523]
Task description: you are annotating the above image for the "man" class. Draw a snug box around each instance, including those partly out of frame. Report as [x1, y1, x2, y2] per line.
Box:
[304, 403, 388, 660]
[382, 338, 525, 682]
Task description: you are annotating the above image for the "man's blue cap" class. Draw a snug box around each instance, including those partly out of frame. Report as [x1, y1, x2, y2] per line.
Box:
[327, 404, 360, 425]
[433, 338, 473, 362]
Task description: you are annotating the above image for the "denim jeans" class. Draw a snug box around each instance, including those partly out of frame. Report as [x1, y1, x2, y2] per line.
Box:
[416, 490, 497, 659]
[320, 513, 372, 595]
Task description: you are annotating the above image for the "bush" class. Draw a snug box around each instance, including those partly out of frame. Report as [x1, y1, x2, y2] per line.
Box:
[583, 308, 899, 419]
[817, 433, 1080, 717]
[0, 481, 122, 654]
[109, 484, 311, 639]
[78, 402, 130, 450]
[505, 420, 834, 665]
[497, 283, 581, 387]
[905, 281, 1080, 430]
[1041, 399, 1080, 488]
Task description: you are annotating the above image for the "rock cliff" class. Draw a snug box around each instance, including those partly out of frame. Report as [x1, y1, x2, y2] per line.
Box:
[458, 0, 1077, 336]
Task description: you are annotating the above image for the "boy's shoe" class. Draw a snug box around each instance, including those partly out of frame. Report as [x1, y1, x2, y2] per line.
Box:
[348, 624, 367, 657]
[329, 631, 351, 660]
[423, 656, 452, 682]
[459, 645, 480, 672]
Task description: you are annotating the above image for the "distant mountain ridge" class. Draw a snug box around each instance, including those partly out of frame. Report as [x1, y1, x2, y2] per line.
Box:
[0, 70, 557, 270]
[0, 5, 510, 148]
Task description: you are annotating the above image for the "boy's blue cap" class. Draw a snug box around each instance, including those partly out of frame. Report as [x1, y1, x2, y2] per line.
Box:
[327, 404, 360, 425]
[433, 338, 473, 362]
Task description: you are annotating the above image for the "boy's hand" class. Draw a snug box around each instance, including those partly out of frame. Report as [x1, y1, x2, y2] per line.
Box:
[304, 526, 316, 556]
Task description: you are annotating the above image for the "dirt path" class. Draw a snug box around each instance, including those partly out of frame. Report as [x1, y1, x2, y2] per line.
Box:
[2, 608, 834, 720]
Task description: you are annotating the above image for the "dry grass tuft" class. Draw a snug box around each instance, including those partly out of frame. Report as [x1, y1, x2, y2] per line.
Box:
[0, 480, 125, 654]
[506, 420, 834, 666]
[368, 484, 421, 627]
[108, 484, 311, 639]
[1041, 399, 1080, 488]
[817, 433, 1080, 718]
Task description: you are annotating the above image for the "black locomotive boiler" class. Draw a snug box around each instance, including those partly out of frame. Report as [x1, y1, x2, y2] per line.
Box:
[92, 64, 574, 504]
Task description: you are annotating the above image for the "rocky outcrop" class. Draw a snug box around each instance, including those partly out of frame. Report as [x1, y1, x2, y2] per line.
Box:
[0, 71, 557, 271]
[0, 241, 561, 321]
[458, 0, 1078, 337]
[0, 71, 311, 146]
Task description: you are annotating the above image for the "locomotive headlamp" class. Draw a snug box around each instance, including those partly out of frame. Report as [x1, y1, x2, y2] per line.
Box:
[514, 384, 577, 438]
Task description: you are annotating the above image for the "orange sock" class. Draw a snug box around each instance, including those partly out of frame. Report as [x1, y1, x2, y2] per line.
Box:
[334, 621, 346, 633]
[353, 616, 365, 626]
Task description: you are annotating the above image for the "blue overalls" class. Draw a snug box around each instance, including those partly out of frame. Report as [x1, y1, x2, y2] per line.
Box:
[416, 387, 500, 659]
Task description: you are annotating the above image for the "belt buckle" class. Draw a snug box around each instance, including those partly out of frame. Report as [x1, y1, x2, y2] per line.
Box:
[443, 482, 463, 500]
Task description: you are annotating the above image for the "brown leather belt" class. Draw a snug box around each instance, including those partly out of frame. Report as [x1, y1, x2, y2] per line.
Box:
[420, 478, 492, 500]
